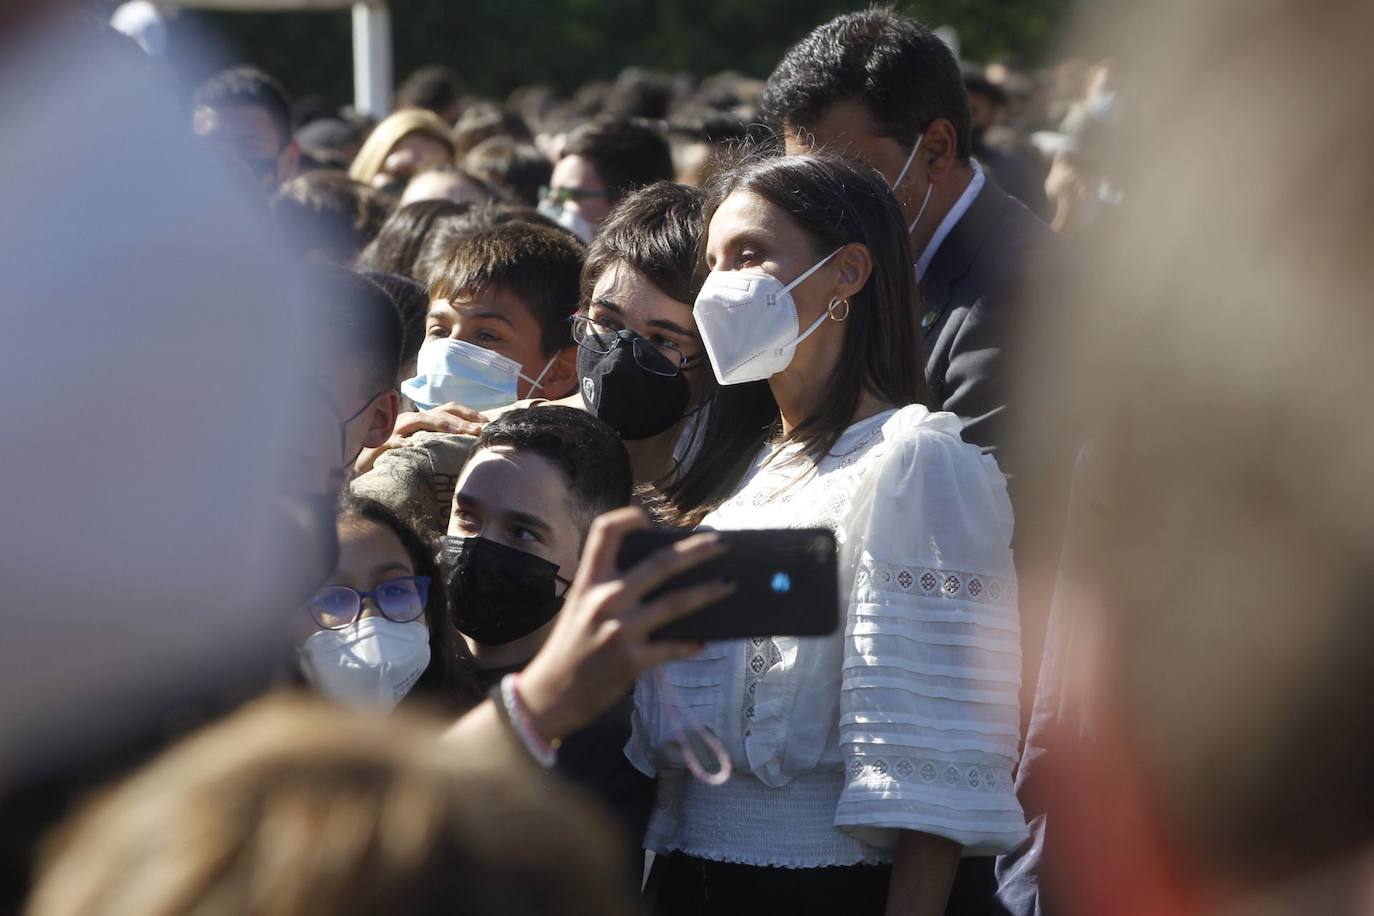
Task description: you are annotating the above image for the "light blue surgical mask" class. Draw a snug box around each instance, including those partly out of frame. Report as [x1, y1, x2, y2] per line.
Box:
[401, 338, 554, 411]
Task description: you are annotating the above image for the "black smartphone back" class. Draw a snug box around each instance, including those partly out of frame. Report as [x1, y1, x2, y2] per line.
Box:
[616, 528, 839, 641]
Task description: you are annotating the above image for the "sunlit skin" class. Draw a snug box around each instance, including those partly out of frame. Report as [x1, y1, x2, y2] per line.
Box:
[783, 97, 971, 258]
[448, 447, 581, 668]
[549, 153, 613, 226]
[424, 288, 577, 399]
[297, 517, 422, 645]
[192, 103, 296, 191]
[374, 131, 454, 189]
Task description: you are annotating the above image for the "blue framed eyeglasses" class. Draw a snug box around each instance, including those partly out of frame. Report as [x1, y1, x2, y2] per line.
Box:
[305, 576, 431, 629]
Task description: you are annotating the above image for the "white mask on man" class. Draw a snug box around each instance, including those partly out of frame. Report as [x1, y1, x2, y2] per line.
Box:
[891, 133, 935, 236]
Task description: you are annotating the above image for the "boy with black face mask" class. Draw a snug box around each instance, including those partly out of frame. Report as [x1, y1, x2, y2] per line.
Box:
[440, 405, 654, 865]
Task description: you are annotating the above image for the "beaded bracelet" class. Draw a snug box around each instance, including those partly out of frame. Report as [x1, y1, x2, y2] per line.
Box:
[497, 672, 561, 768]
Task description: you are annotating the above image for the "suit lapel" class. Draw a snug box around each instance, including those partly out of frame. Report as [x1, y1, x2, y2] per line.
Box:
[918, 177, 1013, 343]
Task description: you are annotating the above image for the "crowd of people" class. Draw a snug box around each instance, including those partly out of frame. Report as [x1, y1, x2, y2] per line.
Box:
[3, 1, 1374, 914]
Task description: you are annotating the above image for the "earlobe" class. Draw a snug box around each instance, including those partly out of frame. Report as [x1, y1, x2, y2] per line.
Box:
[365, 390, 400, 448]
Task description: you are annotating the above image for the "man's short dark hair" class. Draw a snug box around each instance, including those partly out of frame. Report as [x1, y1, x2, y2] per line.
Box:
[396, 64, 465, 117]
[313, 268, 404, 398]
[464, 137, 553, 208]
[356, 269, 428, 374]
[560, 118, 674, 205]
[582, 181, 705, 307]
[474, 406, 632, 534]
[762, 8, 972, 161]
[272, 171, 391, 264]
[192, 66, 292, 151]
[429, 222, 583, 358]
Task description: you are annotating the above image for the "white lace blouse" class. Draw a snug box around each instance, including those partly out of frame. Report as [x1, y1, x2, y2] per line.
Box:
[626, 405, 1027, 867]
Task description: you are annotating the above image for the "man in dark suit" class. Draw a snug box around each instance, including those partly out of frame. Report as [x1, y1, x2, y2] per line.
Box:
[763, 8, 1059, 467]
[764, 10, 1067, 915]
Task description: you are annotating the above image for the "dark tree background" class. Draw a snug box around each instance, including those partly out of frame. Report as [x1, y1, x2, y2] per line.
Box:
[171, 0, 1075, 109]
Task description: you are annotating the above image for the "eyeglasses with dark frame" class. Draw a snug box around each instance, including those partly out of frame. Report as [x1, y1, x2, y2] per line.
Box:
[571, 315, 700, 377]
[305, 576, 431, 630]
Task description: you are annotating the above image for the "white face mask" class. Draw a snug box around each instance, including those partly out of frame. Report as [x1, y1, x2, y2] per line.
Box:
[401, 337, 554, 411]
[537, 198, 595, 243]
[892, 133, 935, 237]
[299, 617, 431, 713]
[692, 247, 842, 386]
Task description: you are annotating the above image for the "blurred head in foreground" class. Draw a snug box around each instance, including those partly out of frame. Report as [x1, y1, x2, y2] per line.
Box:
[1031, 0, 1374, 912]
[25, 698, 635, 916]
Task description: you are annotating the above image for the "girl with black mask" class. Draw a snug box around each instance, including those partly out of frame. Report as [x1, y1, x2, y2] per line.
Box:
[569, 182, 777, 522]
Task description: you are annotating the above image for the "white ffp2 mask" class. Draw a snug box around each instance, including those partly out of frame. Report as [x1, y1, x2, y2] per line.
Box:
[401, 337, 553, 411]
[692, 248, 842, 386]
[299, 616, 431, 712]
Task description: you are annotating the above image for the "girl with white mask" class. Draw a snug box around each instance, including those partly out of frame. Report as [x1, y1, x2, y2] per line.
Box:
[630, 153, 1026, 915]
[296, 497, 479, 713]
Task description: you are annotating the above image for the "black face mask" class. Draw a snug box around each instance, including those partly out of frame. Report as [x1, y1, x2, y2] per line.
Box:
[577, 330, 690, 441]
[440, 536, 570, 646]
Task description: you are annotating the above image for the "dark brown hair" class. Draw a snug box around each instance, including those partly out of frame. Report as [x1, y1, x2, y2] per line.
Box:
[335, 494, 481, 709]
[428, 221, 584, 357]
[561, 118, 674, 205]
[661, 150, 928, 524]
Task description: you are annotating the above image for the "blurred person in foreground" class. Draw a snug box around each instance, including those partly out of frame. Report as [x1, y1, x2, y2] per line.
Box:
[192, 65, 298, 193]
[1000, 1, 1374, 914]
[0, 8, 332, 908]
[25, 698, 638, 916]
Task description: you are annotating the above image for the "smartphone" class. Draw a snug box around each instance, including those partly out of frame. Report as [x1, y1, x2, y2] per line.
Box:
[616, 528, 839, 641]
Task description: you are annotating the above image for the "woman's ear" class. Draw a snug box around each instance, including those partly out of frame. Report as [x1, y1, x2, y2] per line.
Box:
[832, 243, 874, 302]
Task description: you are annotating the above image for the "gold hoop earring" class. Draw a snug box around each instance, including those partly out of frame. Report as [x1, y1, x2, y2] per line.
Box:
[827, 297, 851, 322]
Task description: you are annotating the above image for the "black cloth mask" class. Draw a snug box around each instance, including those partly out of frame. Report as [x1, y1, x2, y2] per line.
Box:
[441, 536, 569, 646]
[577, 329, 690, 441]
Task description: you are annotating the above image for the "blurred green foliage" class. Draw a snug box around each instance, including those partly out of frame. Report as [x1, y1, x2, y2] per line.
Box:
[178, 0, 1074, 108]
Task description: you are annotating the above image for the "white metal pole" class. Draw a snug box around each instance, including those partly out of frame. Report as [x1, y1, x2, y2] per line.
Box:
[352, 2, 392, 119]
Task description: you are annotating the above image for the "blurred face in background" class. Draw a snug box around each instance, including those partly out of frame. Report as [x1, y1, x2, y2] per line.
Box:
[548, 154, 612, 227]
[375, 131, 453, 191]
[193, 103, 295, 191]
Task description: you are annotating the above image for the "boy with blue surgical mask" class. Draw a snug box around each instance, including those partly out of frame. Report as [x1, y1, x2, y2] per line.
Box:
[352, 221, 583, 530]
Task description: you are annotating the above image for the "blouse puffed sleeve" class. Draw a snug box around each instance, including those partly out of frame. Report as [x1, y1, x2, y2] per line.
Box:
[833, 411, 1028, 855]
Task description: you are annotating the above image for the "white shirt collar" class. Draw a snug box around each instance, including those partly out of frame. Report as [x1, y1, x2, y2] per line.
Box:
[915, 159, 985, 281]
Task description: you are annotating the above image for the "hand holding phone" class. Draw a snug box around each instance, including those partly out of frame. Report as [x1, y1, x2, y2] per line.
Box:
[617, 528, 839, 641]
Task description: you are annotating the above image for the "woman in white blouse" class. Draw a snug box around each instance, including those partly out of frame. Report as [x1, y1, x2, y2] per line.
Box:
[629, 152, 1026, 915]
